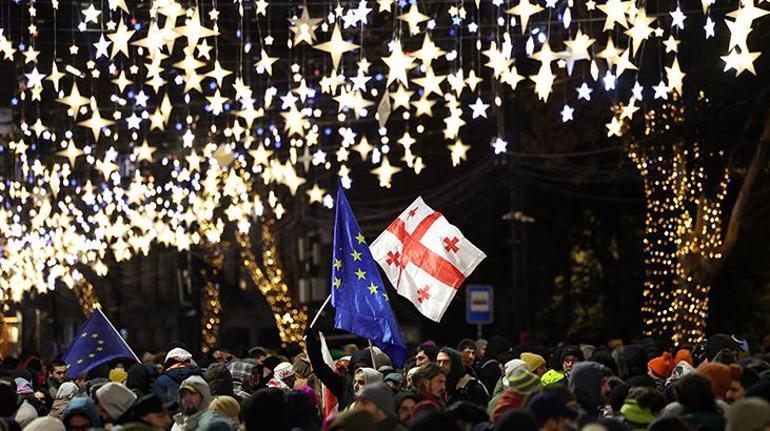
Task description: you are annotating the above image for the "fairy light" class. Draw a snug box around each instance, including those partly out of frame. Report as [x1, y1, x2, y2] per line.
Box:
[200, 242, 225, 354]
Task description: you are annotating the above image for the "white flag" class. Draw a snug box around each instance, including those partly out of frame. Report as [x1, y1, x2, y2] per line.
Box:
[369, 197, 486, 322]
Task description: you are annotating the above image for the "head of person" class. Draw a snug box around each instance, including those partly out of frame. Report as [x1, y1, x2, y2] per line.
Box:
[647, 416, 696, 431]
[526, 391, 578, 431]
[456, 339, 476, 369]
[561, 346, 584, 375]
[697, 361, 743, 400]
[383, 372, 404, 392]
[204, 363, 234, 397]
[240, 388, 288, 431]
[178, 375, 212, 416]
[94, 382, 136, 423]
[208, 395, 241, 424]
[49, 360, 68, 385]
[414, 345, 438, 367]
[328, 410, 377, 431]
[725, 397, 770, 431]
[674, 373, 719, 412]
[62, 396, 102, 431]
[496, 410, 538, 431]
[355, 382, 394, 423]
[521, 352, 548, 376]
[273, 362, 296, 388]
[126, 363, 158, 396]
[248, 347, 267, 364]
[394, 391, 419, 425]
[164, 348, 194, 370]
[475, 339, 487, 360]
[567, 361, 612, 414]
[353, 367, 383, 396]
[212, 349, 233, 364]
[132, 393, 172, 430]
[412, 363, 446, 401]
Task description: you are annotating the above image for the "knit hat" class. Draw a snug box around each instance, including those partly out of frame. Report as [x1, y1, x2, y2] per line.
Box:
[95, 382, 137, 421]
[22, 417, 65, 431]
[505, 369, 542, 394]
[209, 395, 240, 422]
[503, 359, 528, 377]
[726, 397, 770, 431]
[697, 362, 742, 398]
[14, 378, 33, 395]
[165, 348, 193, 364]
[109, 369, 128, 384]
[526, 391, 577, 424]
[541, 369, 566, 386]
[667, 360, 696, 386]
[55, 382, 79, 400]
[675, 349, 693, 366]
[520, 353, 546, 373]
[358, 382, 395, 418]
[273, 362, 295, 380]
[648, 352, 675, 379]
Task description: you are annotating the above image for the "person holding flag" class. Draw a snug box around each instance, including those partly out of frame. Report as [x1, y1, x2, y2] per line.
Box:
[306, 186, 407, 412]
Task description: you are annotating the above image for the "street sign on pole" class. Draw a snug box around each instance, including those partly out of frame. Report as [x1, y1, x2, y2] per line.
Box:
[466, 285, 494, 325]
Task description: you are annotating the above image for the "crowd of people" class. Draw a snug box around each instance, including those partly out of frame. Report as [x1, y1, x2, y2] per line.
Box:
[1, 330, 770, 431]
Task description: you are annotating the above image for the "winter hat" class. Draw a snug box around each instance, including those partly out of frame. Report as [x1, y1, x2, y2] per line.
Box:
[706, 334, 741, 361]
[503, 359, 528, 377]
[14, 378, 33, 395]
[23, 417, 65, 431]
[109, 369, 128, 384]
[520, 353, 546, 373]
[667, 360, 696, 386]
[540, 369, 566, 386]
[95, 382, 137, 421]
[648, 352, 675, 379]
[561, 346, 584, 363]
[208, 395, 240, 422]
[384, 372, 404, 386]
[294, 385, 319, 408]
[165, 348, 193, 364]
[504, 369, 542, 394]
[55, 382, 79, 400]
[726, 397, 770, 431]
[204, 363, 234, 397]
[697, 362, 742, 398]
[526, 391, 578, 424]
[675, 349, 693, 366]
[358, 382, 395, 418]
[273, 362, 295, 380]
[132, 394, 165, 417]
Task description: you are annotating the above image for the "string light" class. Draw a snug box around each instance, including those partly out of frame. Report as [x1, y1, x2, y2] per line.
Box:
[200, 242, 225, 354]
[71, 271, 102, 314]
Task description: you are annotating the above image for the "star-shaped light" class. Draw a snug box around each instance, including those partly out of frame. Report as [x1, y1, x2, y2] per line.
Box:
[207, 60, 233, 86]
[412, 67, 446, 97]
[670, 6, 686, 29]
[469, 97, 490, 119]
[57, 83, 91, 117]
[506, 0, 544, 33]
[721, 49, 761, 76]
[665, 57, 686, 95]
[663, 35, 680, 53]
[135, 140, 156, 162]
[492, 137, 508, 155]
[82, 4, 101, 24]
[625, 8, 656, 55]
[448, 139, 470, 166]
[314, 25, 359, 69]
[112, 70, 133, 92]
[561, 104, 574, 122]
[410, 34, 446, 66]
[371, 156, 401, 188]
[306, 184, 326, 204]
[93, 34, 112, 59]
[382, 39, 416, 86]
[576, 82, 593, 101]
[57, 140, 84, 165]
[25, 67, 46, 88]
[398, 5, 430, 35]
[597, 0, 630, 30]
[606, 116, 623, 137]
[107, 18, 135, 58]
[255, 49, 278, 75]
[620, 98, 640, 120]
[653, 80, 669, 99]
[47, 62, 65, 91]
[78, 98, 115, 141]
[289, 7, 323, 45]
[563, 30, 595, 74]
[704, 16, 715, 39]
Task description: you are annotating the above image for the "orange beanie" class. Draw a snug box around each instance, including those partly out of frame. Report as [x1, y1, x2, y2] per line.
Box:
[697, 362, 742, 398]
[648, 352, 675, 379]
[675, 349, 693, 366]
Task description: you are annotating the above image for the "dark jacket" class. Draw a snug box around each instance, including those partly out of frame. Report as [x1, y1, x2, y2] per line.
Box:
[306, 328, 366, 410]
[152, 366, 202, 411]
[680, 409, 726, 431]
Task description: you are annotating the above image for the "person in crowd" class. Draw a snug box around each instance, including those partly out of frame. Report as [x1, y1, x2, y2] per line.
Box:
[240, 388, 289, 431]
[456, 340, 477, 370]
[47, 361, 69, 401]
[393, 391, 418, 426]
[697, 361, 743, 403]
[411, 364, 447, 406]
[561, 346, 585, 377]
[203, 364, 233, 398]
[226, 361, 260, 401]
[49, 382, 79, 419]
[413, 345, 438, 367]
[725, 397, 770, 431]
[267, 362, 296, 392]
[126, 364, 159, 397]
[94, 382, 137, 425]
[475, 339, 488, 364]
[109, 366, 128, 385]
[131, 394, 173, 430]
[22, 417, 66, 431]
[171, 375, 213, 431]
[477, 336, 512, 395]
[436, 347, 488, 406]
[526, 390, 578, 431]
[568, 361, 611, 426]
[353, 382, 403, 431]
[618, 386, 666, 430]
[153, 349, 201, 411]
[383, 373, 404, 392]
[673, 373, 726, 431]
[521, 352, 548, 377]
[285, 390, 320, 431]
[61, 397, 102, 431]
[352, 368, 382, 398]
[490, 368, 542, 424]
[328, 410, 377, 431]
[208, 395, 240, 424]
[247, 347, 267, 364]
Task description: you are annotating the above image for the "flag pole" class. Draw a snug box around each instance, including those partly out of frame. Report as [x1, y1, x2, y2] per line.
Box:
[96, 307, 140, 363]
[308, 294, 332, 329]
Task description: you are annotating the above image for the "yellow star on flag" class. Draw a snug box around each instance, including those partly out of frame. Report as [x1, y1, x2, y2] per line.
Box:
[334, 259, 342, 270]
[355, 232, 366, 244]
[355, 268, 367, 280]
[351, 250, 362, 261]
[368, 282, 379, 294]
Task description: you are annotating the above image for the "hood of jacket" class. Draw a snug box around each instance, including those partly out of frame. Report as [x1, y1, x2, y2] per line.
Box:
[62, 397, 102, 428]
[568, 361, 611, 413]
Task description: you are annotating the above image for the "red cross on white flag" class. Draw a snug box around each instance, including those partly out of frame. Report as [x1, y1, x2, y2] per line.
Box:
[369, 197, 486, 322]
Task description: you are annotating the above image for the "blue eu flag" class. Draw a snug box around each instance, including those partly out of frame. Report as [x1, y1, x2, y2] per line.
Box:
[63, 309, 139, 378]
[331, 187, 407, 367]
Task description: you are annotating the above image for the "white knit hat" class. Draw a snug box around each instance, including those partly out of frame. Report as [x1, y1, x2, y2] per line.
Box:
[165, 347, 193, 364]
[273, 362, 295, 380]
[22, 417, 65, 431]
[95, 382, 137, 421]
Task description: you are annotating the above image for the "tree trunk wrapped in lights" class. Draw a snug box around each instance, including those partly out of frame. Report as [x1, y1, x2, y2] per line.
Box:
[71, 271, 101, 315]
[627, 98, 770, 345]
[200, 242, 225, 354]
[237, 221, 307, 346]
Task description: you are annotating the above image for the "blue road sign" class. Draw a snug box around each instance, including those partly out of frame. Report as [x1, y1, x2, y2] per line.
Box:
[466, 284, 493, 325]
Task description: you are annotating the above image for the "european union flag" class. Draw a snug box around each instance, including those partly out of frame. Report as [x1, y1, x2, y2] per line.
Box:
[63, 309, 139, 378]
[331, 187, 407, 367]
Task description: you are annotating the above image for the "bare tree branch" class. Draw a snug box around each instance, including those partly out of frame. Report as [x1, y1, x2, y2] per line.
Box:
[720, 110, 770, 257]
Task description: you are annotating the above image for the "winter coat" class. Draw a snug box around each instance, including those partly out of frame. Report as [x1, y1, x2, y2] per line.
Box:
[127, 364, 159, 397]
[62, 397, 102, 429]
[680, 409, 727, 431]
[306, 328, 367, 410]
[153, 366, 202, 411]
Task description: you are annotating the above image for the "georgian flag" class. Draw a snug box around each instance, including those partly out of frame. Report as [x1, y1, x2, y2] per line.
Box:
[369, 197, 486, 322]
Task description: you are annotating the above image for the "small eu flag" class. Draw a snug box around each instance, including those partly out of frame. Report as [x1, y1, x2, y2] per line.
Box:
[63, 308, 139, 378]
[331, 187, 407, 367]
